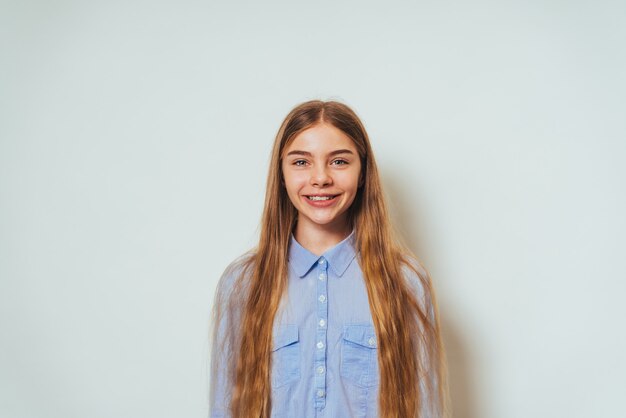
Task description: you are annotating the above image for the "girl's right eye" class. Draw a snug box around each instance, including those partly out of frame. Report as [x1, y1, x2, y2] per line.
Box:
[294, 160, 307, 166]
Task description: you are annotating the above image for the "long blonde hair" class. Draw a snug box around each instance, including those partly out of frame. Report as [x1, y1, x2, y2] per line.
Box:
[212, 100, 449, 417]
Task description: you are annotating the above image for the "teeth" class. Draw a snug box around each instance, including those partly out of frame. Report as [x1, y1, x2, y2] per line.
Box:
[308, 195, 334, 201]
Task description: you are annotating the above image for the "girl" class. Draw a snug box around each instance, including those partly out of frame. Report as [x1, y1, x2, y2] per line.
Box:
[209, 100, 448, 418]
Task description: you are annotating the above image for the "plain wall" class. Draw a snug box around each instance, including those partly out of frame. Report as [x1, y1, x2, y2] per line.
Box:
[1, 1, 624, 417]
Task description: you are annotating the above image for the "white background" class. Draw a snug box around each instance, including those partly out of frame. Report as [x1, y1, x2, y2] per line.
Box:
[1, 1, 624, 417]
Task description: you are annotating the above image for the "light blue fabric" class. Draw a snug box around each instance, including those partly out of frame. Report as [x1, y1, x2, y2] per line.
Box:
[209, 229, 433, 418]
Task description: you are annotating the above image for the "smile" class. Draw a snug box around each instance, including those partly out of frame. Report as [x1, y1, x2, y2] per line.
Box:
[306, 195, 338, 201]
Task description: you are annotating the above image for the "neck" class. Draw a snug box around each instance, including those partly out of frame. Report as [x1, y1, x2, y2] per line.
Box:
[293, 221, 352, 257]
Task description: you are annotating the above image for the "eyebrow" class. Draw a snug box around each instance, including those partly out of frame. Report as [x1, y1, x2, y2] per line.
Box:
[285, 149, 355, 157]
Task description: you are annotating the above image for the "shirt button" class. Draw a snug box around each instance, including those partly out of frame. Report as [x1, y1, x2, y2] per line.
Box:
[368, 337, 376, 346]
[317, 365, 325, 374]
[317, 389, 325, 398]
[319, 258, 325, 265]
[318, 295, 326, 303]
[317, 341, 324, 349]
[319, 319, 326, 327]
[319, 273, 326, 281]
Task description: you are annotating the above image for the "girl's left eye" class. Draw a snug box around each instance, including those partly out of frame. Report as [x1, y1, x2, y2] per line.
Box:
[332, 159, 348, 165]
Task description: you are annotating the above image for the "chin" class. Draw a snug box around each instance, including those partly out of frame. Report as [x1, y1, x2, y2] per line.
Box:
[301, 214, 336, 225]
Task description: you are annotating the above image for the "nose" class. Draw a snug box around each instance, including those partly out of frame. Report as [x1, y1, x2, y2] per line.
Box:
[310, 165, 332, 187]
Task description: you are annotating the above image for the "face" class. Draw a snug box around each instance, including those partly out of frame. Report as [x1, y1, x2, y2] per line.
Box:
[281, 123, 362, 231]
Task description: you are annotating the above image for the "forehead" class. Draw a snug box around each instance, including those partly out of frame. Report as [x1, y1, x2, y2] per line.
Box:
[284, 123, 357, 153]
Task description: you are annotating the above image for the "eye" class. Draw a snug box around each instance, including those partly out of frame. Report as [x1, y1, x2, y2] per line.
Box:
[293, 159, 307, 166]
[332, 159, 348, 165]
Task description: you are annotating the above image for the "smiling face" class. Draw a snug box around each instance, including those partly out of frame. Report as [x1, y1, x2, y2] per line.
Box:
[281, 123, 362, 234]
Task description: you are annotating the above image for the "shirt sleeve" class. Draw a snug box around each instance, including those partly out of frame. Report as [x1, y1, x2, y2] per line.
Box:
[209, 257, 249, 418]
[401, 256, 443, 418]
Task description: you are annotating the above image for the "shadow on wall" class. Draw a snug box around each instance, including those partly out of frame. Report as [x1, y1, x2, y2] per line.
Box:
[441, 316, 478, 418]
[382, 169, 478, 418]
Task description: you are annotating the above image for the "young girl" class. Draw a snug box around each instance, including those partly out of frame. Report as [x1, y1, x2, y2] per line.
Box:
[209, 100, 448, 418]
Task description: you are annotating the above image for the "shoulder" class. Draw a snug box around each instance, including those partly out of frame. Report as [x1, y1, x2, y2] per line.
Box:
[400, 255, 431, 293]
[214, 251, 256, 305]
[399, 255, 434, 315]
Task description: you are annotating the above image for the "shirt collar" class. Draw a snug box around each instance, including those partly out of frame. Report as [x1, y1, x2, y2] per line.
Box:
[288, 229, 358, 278]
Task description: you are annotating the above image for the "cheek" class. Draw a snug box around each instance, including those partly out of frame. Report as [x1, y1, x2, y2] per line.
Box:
[282, 178, 303, 201]
[342, 170, 362, 191]
[283, 171, 307, 188]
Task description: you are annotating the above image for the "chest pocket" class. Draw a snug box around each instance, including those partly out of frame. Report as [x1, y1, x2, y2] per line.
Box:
[340, 324, 379, 388]
[271, 324, 300, 389]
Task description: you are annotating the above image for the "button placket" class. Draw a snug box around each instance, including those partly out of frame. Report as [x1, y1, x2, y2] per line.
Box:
[314, 256, 328, 409]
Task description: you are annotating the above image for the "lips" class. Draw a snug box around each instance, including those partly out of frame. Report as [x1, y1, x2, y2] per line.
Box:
[300, 193, 341, 208]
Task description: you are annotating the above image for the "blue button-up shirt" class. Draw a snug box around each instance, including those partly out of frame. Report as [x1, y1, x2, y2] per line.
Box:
[209, 229, 432, 418]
